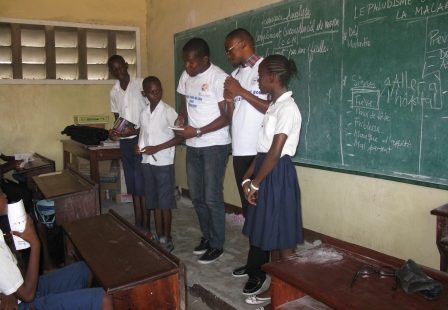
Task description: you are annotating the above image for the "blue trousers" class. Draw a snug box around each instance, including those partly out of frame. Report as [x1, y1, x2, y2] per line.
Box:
[119, 136, 144, 196]
[187, 144, 229, 249]
[20, 261, 103, 310]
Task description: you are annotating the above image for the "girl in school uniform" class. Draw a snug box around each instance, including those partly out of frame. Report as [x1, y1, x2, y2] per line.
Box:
[242, 54, 303, 304]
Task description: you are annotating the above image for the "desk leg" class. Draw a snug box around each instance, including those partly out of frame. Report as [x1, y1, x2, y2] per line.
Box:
[89, 154, 103, 211]
[271, 275, 306, 309]
[63, 149, 70, 169]
[436, 216, 448, 272]
[89, 154, 100, 184]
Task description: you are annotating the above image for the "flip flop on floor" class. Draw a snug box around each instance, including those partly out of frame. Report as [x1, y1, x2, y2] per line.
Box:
[245, 295, 271, 305]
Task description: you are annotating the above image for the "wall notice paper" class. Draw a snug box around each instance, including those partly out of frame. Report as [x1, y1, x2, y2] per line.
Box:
[7, 199, 30, 250]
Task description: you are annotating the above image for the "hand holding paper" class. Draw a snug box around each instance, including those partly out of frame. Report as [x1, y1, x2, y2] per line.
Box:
[7, 200, 30, 250]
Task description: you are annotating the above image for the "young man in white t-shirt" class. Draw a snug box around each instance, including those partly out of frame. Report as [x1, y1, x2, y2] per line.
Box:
[108, 55, 148, 234]
[175, 38, 231, 264]
[224, 28, 270, 295]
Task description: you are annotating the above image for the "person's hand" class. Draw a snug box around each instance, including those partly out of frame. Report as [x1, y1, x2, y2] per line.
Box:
[243, 182, 257, 206]
[134, 144, 141, 155]
[224, 76, 243, 96]
[141, 145, 159, 155]
[174, 115, 185, 127]
[12, 215, 39, 247]
[173, 125, 196, 139]
[109, 129, 119, 140]
[0, 293, 19, 310]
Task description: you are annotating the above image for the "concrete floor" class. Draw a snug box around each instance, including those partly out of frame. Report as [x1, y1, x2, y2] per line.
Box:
[102, 196, 270, 310]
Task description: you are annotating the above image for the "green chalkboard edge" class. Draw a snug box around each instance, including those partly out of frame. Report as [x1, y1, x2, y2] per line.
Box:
[173, 0, 300, 39]
[295, 160, 448, 190]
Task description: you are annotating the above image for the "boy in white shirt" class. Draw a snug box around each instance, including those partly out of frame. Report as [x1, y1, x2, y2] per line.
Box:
[175, 38, 231, 264]
[108, 55, 147, 234]
[137, 76, 183, 252]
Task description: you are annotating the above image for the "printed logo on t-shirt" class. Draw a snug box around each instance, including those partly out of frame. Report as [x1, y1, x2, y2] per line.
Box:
[186, 95, 202, 108]
[201, 84, 209, 92]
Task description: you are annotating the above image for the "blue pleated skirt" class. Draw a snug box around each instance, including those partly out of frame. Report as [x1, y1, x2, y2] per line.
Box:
[242, 153, 303, 251]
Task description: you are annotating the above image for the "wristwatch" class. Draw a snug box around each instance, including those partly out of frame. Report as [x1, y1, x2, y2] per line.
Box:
[196, 128, 203, 138]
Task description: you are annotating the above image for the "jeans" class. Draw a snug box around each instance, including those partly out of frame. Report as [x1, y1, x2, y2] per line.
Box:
[187, 144, 230, 249]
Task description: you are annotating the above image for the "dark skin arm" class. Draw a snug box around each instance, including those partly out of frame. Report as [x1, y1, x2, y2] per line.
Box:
[175, 97, 231, 139]
[174, 96, 188, 127]
[243, 133, 288, 205]
[0, 293, 18, 310]
[224, 76, 269, 114]
[135, 136, 184, 155]
[13, 215, 40, 303]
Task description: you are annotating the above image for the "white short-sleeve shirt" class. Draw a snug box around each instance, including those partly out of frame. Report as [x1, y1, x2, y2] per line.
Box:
[0, 229, 24, 295]
[138, 100, 178, 166]
[110, 78, 147, 139]
[257, 91, 302, 157]
[231, 58, 267, 156]
[177, 63, 230, 148]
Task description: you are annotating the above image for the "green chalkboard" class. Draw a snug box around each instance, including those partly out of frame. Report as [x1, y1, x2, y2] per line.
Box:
[174, 0, 448, 188]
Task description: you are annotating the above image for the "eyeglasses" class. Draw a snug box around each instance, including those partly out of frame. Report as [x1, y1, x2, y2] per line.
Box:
[350, 264, 397, 290]
[225, 41, 243, 55]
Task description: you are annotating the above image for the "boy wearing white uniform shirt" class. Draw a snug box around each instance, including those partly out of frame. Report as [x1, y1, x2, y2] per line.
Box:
[108, 55, 147, 233]
[137, 76, 183, 252]
[175, 38, 231, 264]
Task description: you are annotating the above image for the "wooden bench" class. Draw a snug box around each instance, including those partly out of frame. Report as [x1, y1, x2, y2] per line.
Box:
[263, 231, 448, 309]
[63, 210, 185, 310]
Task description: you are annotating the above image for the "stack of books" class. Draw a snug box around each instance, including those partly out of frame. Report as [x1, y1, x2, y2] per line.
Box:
[112, 117, 135, 134]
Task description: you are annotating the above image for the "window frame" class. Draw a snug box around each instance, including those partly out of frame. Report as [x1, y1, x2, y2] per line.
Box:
[0, 17, 141, 84]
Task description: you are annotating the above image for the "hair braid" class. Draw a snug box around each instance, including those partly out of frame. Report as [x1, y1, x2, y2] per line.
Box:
[262, 54, 297, 87]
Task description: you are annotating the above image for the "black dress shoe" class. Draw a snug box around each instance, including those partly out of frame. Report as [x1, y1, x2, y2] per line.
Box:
[232, 265, 248, 277]
[242, 277, 266, 295]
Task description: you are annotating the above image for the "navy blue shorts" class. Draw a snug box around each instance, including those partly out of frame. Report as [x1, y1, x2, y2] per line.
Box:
[142, 164, 176, 210]
[120, 136, 144, 196]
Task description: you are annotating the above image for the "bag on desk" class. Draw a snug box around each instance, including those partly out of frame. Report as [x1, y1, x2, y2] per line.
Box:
[396, 259, 443, 300]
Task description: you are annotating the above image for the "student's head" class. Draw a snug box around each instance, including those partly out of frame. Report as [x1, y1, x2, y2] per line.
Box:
[224, 28, 255, 66]
[0, 190, 7, 216]
[258, 55, 297, 94]
[107, 55, 129, 81]
[142, 76, 163, 105]
[182, 38, 210, 77]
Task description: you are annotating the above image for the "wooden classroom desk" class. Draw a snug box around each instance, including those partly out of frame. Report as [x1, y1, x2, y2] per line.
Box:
[61, 139, 121, 185]
[32, 169, 100, 225]
[431, 204, 448, 272]
[263, 238, 448, 309]
[0, 153, 55, 198]
[62, 210, 185, 310]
